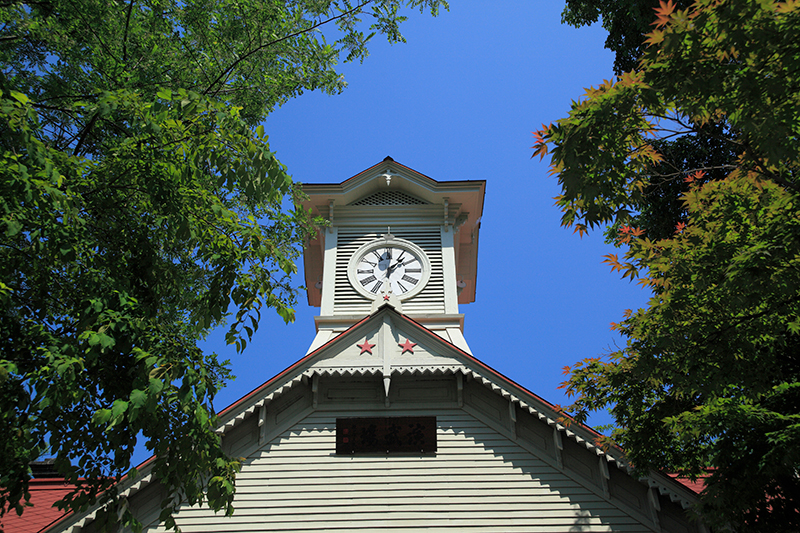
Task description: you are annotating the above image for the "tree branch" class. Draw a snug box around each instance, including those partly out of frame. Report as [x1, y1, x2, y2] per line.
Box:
[122, 0, 135, 63]
[72, 112, 99, 156]
[203, 0, 374, 98]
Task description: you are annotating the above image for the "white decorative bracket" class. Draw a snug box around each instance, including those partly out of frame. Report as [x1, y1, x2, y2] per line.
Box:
[258, 404, 267, 445]
[383, 376, 391, 407]
[508, 400, 517, 438]
[456, 372, 464, 407]
[311, 373, 319, 409]
[553, 427, 564, 469]
[380, 315, 394, 407]
[599, 456, 610, 499]
[648, 487, 661, 530]
[443, 197, 450, 232]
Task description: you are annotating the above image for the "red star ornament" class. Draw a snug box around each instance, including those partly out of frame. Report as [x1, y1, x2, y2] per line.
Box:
[383, 294, 390, 301]
[398, 338, 417, 354]
[357, 338, 376, 355]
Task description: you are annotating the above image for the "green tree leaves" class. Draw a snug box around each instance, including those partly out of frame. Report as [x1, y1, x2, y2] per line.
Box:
[543, 1, 800, 530]
[0, 0, 448, 530]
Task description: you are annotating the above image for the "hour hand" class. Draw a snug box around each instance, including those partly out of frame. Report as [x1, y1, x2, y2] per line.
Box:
[391, 251, 406, 270]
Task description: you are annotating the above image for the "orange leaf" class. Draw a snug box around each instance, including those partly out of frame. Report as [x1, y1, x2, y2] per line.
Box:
[602, 253, 623, 273]
[653, 0, 676, 28]
[776, 0, 798, 14]
[531, 126, 550, 161]
[684, 169, 706, 183]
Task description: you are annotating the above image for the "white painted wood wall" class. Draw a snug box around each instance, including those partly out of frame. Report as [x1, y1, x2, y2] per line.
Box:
[137, 374, 698, 533]
[174, 413, 642, 532]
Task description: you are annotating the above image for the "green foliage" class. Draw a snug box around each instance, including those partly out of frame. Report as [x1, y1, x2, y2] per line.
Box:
[562, 0, 694, 75]
[536, 0, 799, 236]
[0, 0, 447, 530]
[569, 177, 800, 529]
[627, 122, 739, 242]
[561, 0, 741, 243]
[539, 0, 800, 530]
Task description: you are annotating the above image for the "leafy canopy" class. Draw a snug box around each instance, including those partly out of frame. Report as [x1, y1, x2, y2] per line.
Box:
[0, 0, 447, 531]
[562, 0, 740, 244]
[562, 0, 694, 75]
[537, 0, 800, 530]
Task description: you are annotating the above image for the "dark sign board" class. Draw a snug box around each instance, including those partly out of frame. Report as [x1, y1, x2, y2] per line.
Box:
[336, 416, 437, 454]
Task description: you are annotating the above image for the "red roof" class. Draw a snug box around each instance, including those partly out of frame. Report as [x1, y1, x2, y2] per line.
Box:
[1, 479, 71, 533]
[668, 473, 708, 495]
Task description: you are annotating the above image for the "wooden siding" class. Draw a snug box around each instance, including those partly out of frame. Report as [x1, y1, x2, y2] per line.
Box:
[144, 409, 660, 533]
[333, 227, 445, 316]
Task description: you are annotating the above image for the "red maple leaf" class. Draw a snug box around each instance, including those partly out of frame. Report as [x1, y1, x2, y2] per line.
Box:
[684, 169, 706, 183]
[531, 124, 551, 161]
[653, 0, 676, 28]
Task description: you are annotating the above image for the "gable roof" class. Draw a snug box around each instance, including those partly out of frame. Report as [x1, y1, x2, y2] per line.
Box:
[215, 306, 699, 509]
[43, 305, 699, 533]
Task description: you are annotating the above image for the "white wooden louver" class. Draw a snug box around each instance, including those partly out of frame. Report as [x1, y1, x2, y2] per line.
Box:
[334, 227, 445, 315]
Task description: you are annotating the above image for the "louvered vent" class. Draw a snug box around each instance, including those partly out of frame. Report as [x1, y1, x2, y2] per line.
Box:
[334, 227, 444, 316]
[349, 191, 428, 206]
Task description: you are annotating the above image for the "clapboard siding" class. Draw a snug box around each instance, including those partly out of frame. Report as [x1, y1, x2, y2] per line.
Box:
[333, 227, 445, 316]
[145, 410, 656, 533]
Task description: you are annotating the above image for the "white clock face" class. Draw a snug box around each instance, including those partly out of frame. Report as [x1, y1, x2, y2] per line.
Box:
[348, 238, 430, 300]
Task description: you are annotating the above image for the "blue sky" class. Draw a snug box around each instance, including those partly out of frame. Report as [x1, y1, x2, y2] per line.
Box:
[202, 1, 650, 432]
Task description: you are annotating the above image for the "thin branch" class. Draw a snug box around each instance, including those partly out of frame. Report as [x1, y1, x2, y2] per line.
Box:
[709, 294, 800, 343]
[122, 0, 135, 63]
[646, 165, 739, 181]
[0, 1, 52, 6]
[72, 112, 99, 156]
[203, 0, 374, 98]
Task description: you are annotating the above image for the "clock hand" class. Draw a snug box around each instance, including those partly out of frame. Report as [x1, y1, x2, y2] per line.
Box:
[386, 252, 407, 277]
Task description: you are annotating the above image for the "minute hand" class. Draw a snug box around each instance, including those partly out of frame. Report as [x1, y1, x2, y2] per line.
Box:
[387, 252, 406, 273]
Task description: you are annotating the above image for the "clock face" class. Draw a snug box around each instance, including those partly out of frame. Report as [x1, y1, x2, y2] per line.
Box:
[348, 238, 430, 300]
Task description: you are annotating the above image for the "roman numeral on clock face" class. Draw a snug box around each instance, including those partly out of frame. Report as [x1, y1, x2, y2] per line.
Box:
[360, 275, 377, 286]
[401, 274, 418, 285]
[405, 268, 421, 273]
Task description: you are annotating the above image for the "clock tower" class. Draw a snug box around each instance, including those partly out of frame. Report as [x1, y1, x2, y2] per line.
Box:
[301, 157, 485, 355]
